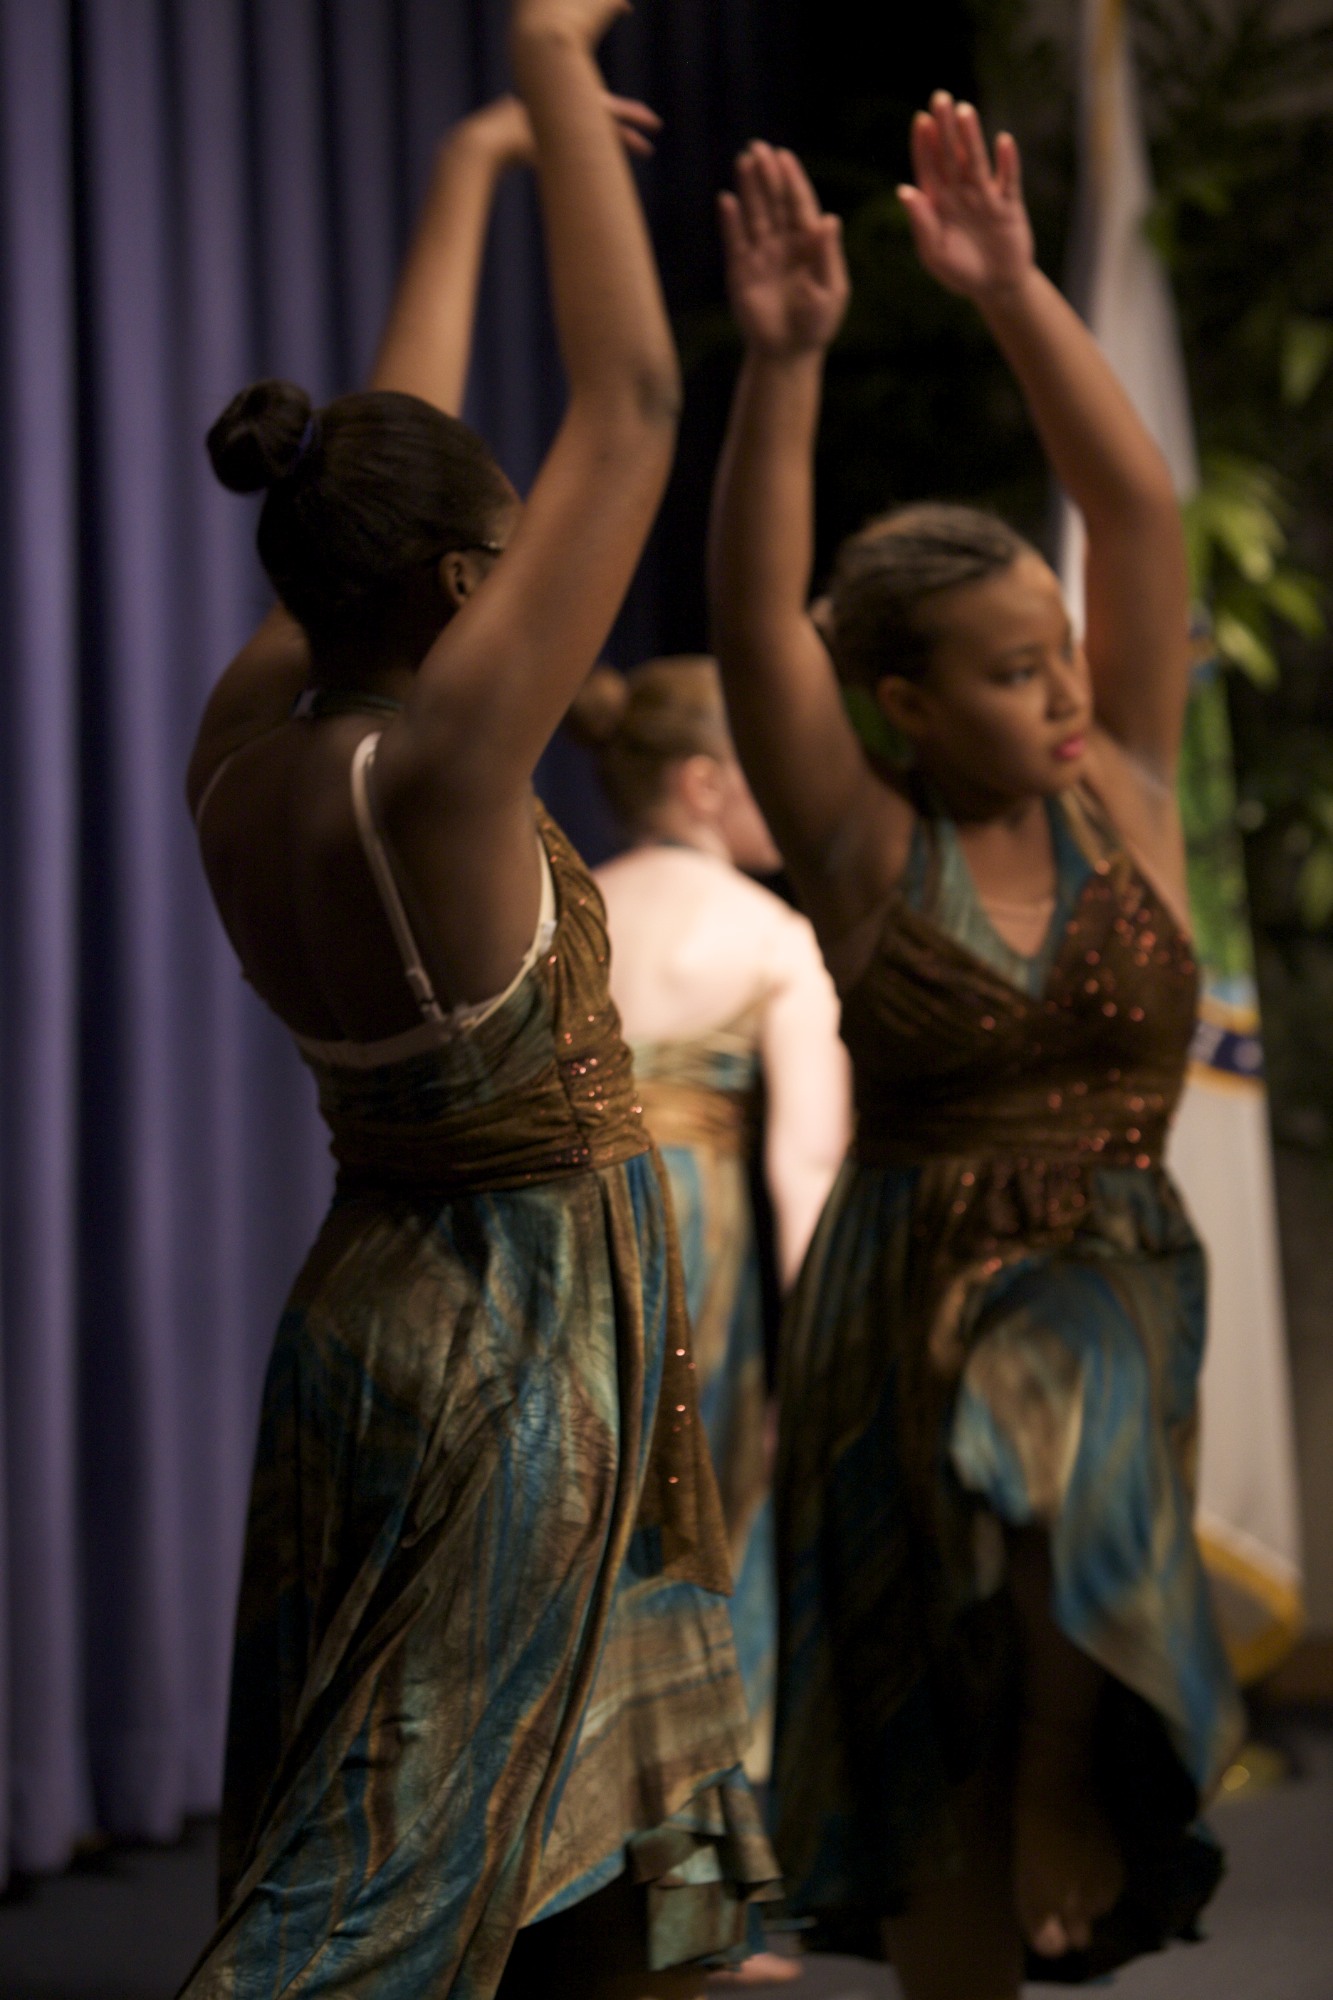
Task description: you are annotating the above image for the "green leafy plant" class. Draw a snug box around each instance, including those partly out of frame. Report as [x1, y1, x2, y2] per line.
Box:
[1281, 315, 1333, 411]
[1184, 454, 1324, 688]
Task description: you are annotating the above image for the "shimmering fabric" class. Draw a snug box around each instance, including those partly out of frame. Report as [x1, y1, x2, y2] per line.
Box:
[634, 1018, 776, 1777]
[180, 806, 778, 2000]
[773, 786, 1243, 1982]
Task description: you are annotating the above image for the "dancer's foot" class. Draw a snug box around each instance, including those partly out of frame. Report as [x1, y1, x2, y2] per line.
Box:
[706, 1951, 803, 1988]
[1013, 1723, 1124, 1957]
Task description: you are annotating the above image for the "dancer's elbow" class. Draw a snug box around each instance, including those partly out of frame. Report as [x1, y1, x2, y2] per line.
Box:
[571, 352, 683, 434]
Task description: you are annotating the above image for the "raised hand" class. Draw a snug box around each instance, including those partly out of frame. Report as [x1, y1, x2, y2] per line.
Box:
[899, 93, 1034, 302]
[462, 90, 660, 169]
[719, 143, 849, 359]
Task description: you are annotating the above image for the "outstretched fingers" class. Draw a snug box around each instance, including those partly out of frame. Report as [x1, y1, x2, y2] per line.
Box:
[720, 140, 849, 356]
[900, 87, 1034, 299]
[929, 91, 969, 183]
[995, 128, 1023, 203]
[734, 144, 781, 249]
[813, 211, 845, 292]
[911, 93, 1006, 209]
[955, 100, 998, 194]
[732, 140, 816, 255]
[909, 108, 948, 206]
[896, 181, 939, 264]
[751, 141, 793, 234]
[776, 147, 821, 232]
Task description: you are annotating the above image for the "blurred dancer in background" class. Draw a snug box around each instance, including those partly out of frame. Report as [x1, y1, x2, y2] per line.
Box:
[708, 95, 1242, 2000]
[181, 3, 777, 1993]
[572, 657, 851, 1983]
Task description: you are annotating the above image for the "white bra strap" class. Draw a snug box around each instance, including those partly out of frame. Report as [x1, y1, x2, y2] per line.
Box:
[350, 733, 449, 1027]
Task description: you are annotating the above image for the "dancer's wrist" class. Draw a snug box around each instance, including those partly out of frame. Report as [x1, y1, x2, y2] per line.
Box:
[743, 339, 828, 377]
[440, 106, 524, 177]
[972, 261, 1044, 328]
[510, 0, 626, 65]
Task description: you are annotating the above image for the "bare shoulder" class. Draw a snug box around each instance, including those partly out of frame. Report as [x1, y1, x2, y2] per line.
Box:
[597, 843, 783, 932]
[747, 879, 831, 980]
[186, 607, 310, 818]
[196, 717, 367, 895]
[658, 858, 837, 1005]
[593, 842, 708, 909]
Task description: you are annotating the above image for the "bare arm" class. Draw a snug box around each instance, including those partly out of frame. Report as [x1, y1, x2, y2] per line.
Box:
[371, 91, 659, 414]
[370, 99, 542, 415]
[760, 911, 851, 1285]
[901, 97, 1190, 783]
[709, 146, 902, 936]
[188, 97, 551, 810]
[385, 0, 681, 798]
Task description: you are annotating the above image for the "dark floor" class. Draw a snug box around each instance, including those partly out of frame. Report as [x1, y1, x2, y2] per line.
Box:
[1, 1724, 1330, 2000]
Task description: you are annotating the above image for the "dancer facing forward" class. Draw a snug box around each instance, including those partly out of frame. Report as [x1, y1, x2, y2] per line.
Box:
[575, 658, 850, 1776]
[709, 98, 1242, 1999]
[183, 6, 777, 1996]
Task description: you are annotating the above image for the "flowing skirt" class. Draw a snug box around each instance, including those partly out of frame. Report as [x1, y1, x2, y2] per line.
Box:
[772, 1155, 1244, 1981]
[180, 1153, 776, 1999]
[659, 1139, 776, 1778]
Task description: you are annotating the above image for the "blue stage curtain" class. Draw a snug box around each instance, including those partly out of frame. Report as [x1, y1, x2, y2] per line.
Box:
[0, 0, 775, 1879]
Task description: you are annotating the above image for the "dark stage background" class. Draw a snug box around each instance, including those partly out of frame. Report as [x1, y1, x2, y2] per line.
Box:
[0, 0, 969, 1882]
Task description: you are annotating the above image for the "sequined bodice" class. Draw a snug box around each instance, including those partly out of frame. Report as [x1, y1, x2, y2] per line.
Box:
[306, 807, 648, 1191]
[845, 789, 1198, 1172]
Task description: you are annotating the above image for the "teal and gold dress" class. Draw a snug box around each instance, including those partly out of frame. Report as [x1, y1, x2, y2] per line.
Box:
[181, 731, 777, 1999]
[772, 784, 1244, 1983]
[633, 1014, 775, 1776]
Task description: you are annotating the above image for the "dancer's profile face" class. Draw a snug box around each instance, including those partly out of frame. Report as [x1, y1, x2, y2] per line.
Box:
[878, 551, 1092, 803]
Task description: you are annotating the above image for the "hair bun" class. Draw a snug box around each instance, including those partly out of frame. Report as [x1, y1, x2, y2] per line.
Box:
[207, 379, 315, 494]
[566, 665, 630, 747]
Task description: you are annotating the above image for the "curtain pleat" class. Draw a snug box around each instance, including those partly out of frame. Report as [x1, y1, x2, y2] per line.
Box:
[0, 0, 774, 1882]
[167, 7, 262, 1817]
[327, 2, 399, 384]
[0, 0, 88, 1880]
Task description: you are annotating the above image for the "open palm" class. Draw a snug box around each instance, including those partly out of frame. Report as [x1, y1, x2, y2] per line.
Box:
[900, 93, 1034, 300]
[720, 144, 849, 358]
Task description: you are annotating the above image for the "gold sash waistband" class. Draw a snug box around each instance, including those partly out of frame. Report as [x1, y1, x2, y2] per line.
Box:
[635, 1079, 755, 1159]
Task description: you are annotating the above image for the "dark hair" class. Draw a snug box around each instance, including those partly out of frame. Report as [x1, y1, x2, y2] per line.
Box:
[206, 379, 513, 657]
[826, 502, 1032, 689]
[566, 657, 731, 832]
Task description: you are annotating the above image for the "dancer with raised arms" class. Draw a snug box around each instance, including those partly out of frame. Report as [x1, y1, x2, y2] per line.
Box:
[708, 95, 1242, 1999]
[182, 6, 776, 1994]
